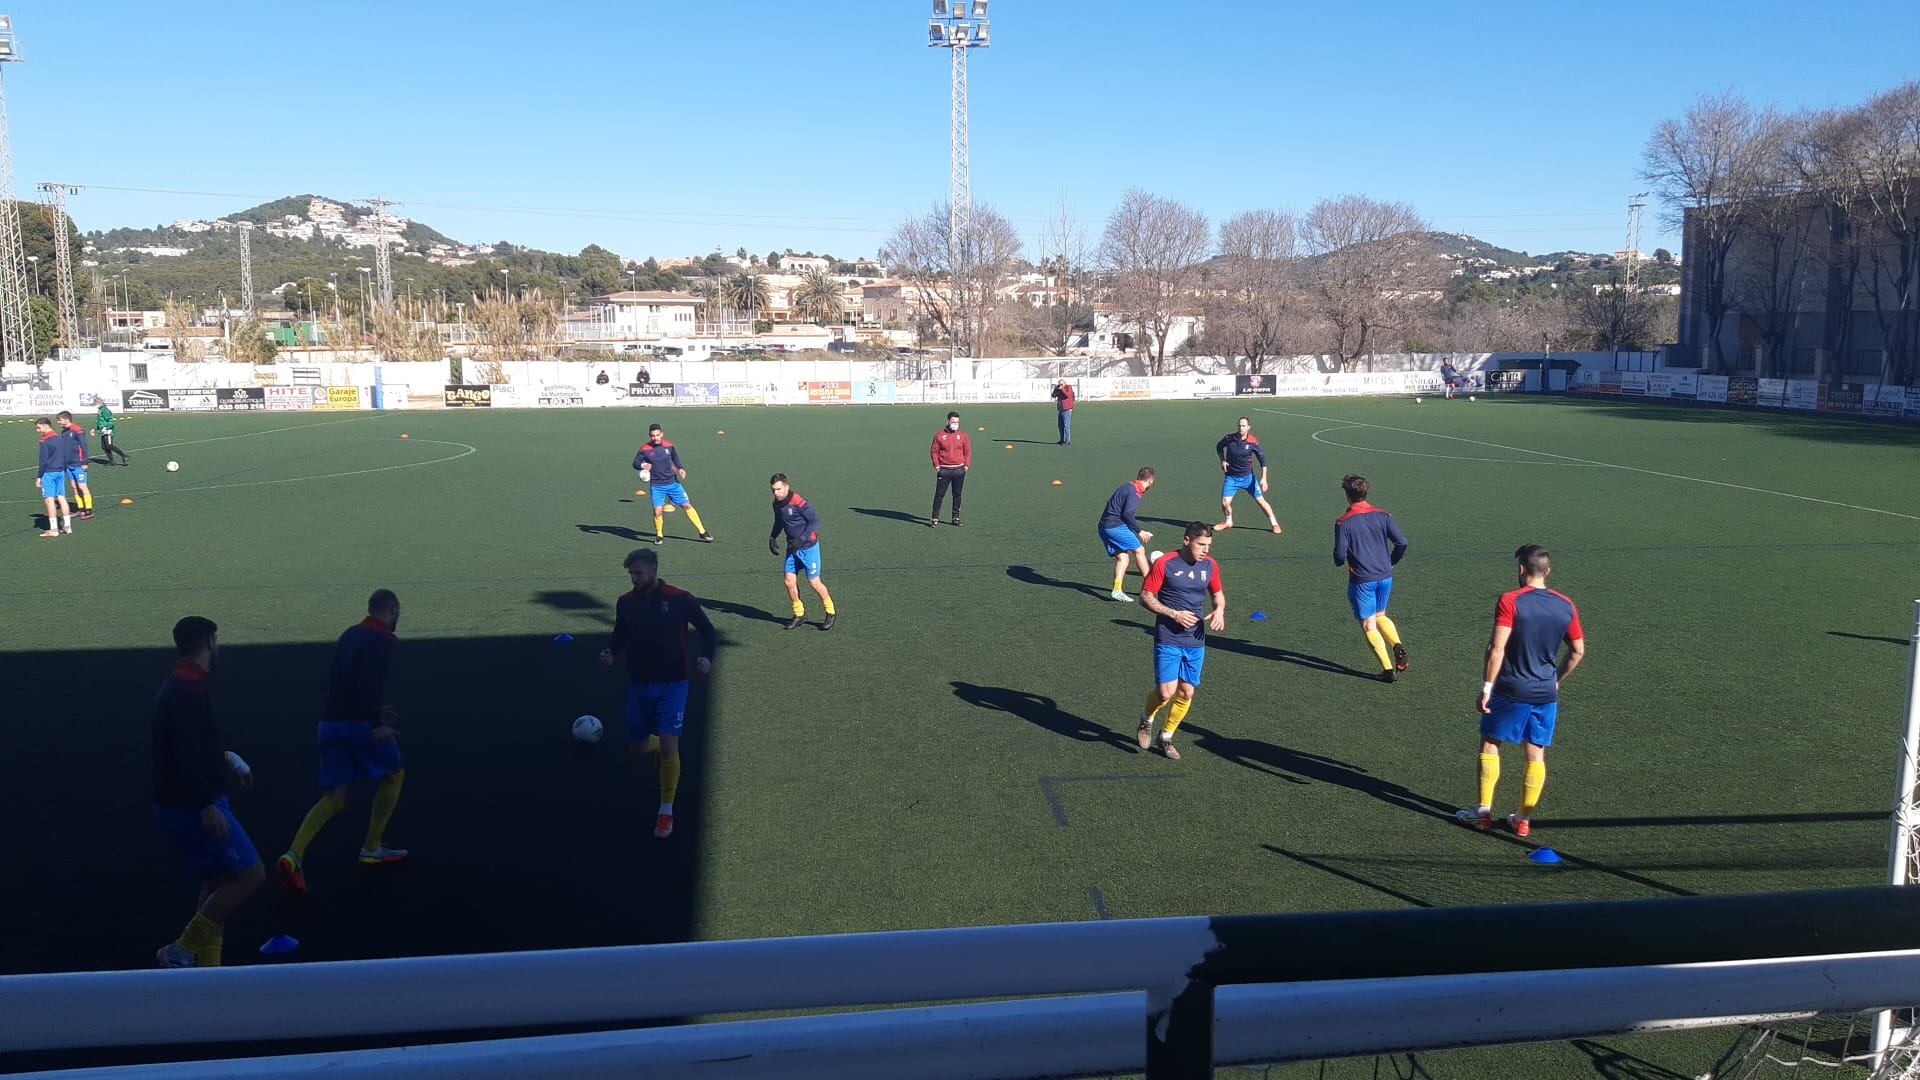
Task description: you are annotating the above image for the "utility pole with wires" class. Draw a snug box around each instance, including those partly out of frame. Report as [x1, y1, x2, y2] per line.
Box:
[0, 16, 34, 366]
[37, 181, 81, 350]
[1624, 192, 1649, 291]
[236, 221, 254, 315]
[367, 198, 396, 308]
[928, 0, 989, 360]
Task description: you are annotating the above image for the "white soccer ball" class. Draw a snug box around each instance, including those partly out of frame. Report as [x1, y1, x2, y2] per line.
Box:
[639, 463, 652, 481]
[571, 715, 604, 743]
[223, 750, 251, 780]
[1415, 396, 1423, 404]
[1469, 395, 1477, 402]
[1149, 550, 1164, 563]
[166, 460, 180, 472]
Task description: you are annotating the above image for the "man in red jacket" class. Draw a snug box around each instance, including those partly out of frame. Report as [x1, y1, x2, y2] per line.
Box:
[929, 410, 972, 527]
[1052, 380, 1075, 445]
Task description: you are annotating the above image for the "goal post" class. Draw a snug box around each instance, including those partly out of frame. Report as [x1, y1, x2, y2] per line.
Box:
[1871, 599, 1920, 1067]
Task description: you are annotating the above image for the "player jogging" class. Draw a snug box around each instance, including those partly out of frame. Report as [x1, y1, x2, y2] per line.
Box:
[633, 423, 714, 545]
[1457, 545, 1586, 837]
[929, 410, 971, 527]
[599, 547, 718, 839]
[1332, 475, 1410, 682]
[276, 590, 409, 897]
[769, 473, 838, 631]
[96, 402, 131, 465]
[57, 411, 95, 520]
[152, 615, 264, 968]
[33, 417, 72, 538]
[1214, 417, 1282, 534]
[1098, 467, 1156, 602]
[1136, 522, 1227, 760]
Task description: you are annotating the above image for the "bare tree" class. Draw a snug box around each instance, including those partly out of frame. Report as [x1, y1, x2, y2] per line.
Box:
[1205, 209, 1304, 373]
[1300, 195, 1433, 370]
[1098, 189, 1210, 374]
[881, 201, 1022, 356]
[1727, 111, 1809, 377]
[1848, 80, 1920, 386]
[1787, 107, 1871, 368]
[1642, 92, 1783, 372]
[1571, 277, 1666, 352]
[161, 299, 206, 363]
[1443, 295, 1573, 354]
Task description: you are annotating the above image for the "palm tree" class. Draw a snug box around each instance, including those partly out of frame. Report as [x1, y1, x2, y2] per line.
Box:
[721, 272, 768, 318]
[791, 269, 845, 325]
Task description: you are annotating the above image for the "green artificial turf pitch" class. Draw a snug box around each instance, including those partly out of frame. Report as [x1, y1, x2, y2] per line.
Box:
[2, 396, 1915, 1074]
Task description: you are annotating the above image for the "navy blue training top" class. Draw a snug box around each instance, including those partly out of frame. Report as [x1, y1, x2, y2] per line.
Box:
[1333, 502, 1409, 583]
[1099, 481, 1147, 532]
[1143, 551, 1222, 647]
[1493, 587, 1583, 704]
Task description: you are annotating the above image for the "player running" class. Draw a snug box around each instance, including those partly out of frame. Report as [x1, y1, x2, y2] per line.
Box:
[599, 547, 717, 840]
[57, 412, 95, 520]
[633, 423, 714, 545]
[1214, 417, 1282, 534]
[1332, 475, 1410, 682]
[276, 590, 409, 896]
[1136, 522, 1227, 760]
[1098, 467, 1156, 602]
[96, 402, 131, 465]
[769, 473, 837, 631]
[1458, 545, 1586, 838]
[152, 616, 264, 968]
[33, 417, 72, 538]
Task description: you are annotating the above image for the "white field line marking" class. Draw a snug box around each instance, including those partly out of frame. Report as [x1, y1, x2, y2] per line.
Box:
[1260, 406, 1920, 522]
[1309, 426, 1606, 466]
[2, 437, 475, 505]
[0, 414, 384, 477]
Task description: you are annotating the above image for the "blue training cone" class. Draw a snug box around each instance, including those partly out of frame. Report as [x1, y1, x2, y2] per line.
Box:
[1527, 848, 1562, 866]
[553, 633, 574, 643]
[259, 934, 300, 955]
[1249, 611, 1268, 621]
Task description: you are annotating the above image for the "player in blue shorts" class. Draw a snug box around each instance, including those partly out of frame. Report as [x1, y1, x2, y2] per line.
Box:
[633, 423, 714, 545]
[1136, 522, 1227, 760]
[600, 547, 717, 839]
[152, 616, 264, 967]
[770, 472, 838, 631]
[1097, 467, 1156, 602]
[1439, 359, 1464, 399]
[33, 417, 72, 538]
[1214, 417, 1282, 535]
[1332, 474, 1410, 682]
[276, 590, 408, 897]
[1459, 545, 1586, 837]
[56, 412, 95, 520]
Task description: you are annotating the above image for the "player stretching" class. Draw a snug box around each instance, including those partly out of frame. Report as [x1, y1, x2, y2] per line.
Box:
[769, 473, 837, 630]
[633, 423, 714, 545]
[1214, 417, 1281, 534]
[152, 616, 264, 967]
[1332, 475, 1410, 682]
[1136, 522, 1227, 760]
[276, 590, 409, 896]
[57, 412, 95, 520]
[1098, 467, 1156, 602]
[96, 402, 131, 465]
[1458, 545, 1586, 837]
[599, 547, 717, 839]
[33, 417, 72, 538]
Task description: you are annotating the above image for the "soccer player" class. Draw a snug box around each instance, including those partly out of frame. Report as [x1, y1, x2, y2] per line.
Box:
[929, 410, 971, 527]
[152, 615, 264, 968]
[1136, 522, 1227, 760]
[632, 423, 714, 545]
[95, 402, 131, 465]
[769, 473, 837, 630]
[1458, 545, 1586, 837]
[1439, 358, 1463, 399]
[1332, 474, 1410, 682]
[33, 417, 72, 538]
[1051, 380, 1076, 445]
[1098, 467, 1156, 602]
[599, 547, 718, 839]
[57, 411, 95, 521]
[1214, 417, 1282, 534]
[276, 590, 408, 897]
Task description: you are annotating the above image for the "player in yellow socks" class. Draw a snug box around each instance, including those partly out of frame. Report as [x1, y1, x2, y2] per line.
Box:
[633, 423, 714, 544]
[1135, 523, 1227, 760]
[769, 473, 837, 631]
[1459, 545, 1586, 837]
[56, 412, 96, 520]
[1332, 475, 1410, 682]
[152, 616, 264, 967]
[600, 547, 717, 839]
[277, 591, 409, 897]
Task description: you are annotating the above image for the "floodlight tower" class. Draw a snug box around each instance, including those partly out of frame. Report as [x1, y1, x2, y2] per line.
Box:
[0, 16, 33, 366]
[928, 0, 988, 358]
[236, 221, 254, 314]
[37, 182, 81, 349]
[367, 198, 396, 307]
[1624, 192, 1649, 291]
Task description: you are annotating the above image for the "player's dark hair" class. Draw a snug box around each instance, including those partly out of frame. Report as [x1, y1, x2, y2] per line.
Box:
[172, 615, 217, 656]
[1238, 416, 1250, 425]
[33, 416, 51, 428]
[648, 423, 663, 433]
[367, 589, 399, 616]
[1136, 467, 1155, 481]
[1342, 474, 1370, 503]
[946, 411, 959, 420]
[1183, 521, 1214, 541]
[624, 548, 658, 569]
[1515, 544, 1552, 576]
[769, 472, 789, 485]
[55, 410, 72, 422]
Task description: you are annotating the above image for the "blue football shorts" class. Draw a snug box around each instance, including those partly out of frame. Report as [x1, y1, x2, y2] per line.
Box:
[1347, 577, 1394, 620]
[154, 796, 260, 876]
[1100, 524, 1142, 557]
[650, 481, 690, 509]
[316, 721, 405, 789]
[1481, 696, 1558, 747]
[38, 472, 67, 499]
[1153, 643, 1207, 687]
[626, 680, 690, 739]
[1221, 473, 1262, 500]
[784, 545, 823, 579]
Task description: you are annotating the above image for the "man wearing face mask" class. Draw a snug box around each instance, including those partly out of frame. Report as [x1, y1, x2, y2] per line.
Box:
[929, 410, 972, 528]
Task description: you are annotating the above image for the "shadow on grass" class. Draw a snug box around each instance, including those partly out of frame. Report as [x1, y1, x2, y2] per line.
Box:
[1828, 630, 1910, 646]
[951, 681, 1139, 753]
[1107, 619, 1378, 681]
[700, 596, 787, 626]
[848, 506, 930, 527]
[1007, 564, 1113, 600]
[1182, 723, 1456, 818]
[993, 438, 1060, 446]
[1547, 394, 1920, 449]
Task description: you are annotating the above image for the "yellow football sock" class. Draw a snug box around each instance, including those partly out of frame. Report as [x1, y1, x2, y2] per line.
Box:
[659, 753, 682, 805]
[1142, 690, 1169, 720]
[1163, 696, 1193, 736]
[640, 734, 660, 755]
[1375, 614, 1401, 647]
[364, 771, 404, 850]
[653, 512, 664, 537]
[1520, 760, 1547, 818]
[791, 599, 806, 617]
[288, 793, 345, 862]
[198, 927, 224, 968]
[176, 912, 218, 955]
[822, 596, 836, 616]
[684, 507, 707, 533]
[1364, 628, 1393, 670]
[1113, 574, 1126, 592]
[1477, 752, 1500, 809]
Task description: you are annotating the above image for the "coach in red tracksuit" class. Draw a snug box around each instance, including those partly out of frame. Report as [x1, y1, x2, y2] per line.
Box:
[929, 410, 972, 528]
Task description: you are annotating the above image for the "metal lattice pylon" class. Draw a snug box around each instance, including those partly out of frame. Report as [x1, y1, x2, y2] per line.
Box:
[0, 33, 35, 367]
[37, 182, 80, 349]
[237, 221, 253, 314]
[368, 199, 395, 308]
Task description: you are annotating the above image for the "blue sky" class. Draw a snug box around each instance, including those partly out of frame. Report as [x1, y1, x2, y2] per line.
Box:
[7, 0, 1917, 263]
